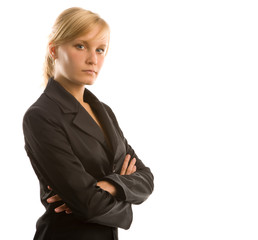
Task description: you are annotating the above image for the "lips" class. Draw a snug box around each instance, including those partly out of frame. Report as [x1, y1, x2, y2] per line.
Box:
[82, 70, 96, 74]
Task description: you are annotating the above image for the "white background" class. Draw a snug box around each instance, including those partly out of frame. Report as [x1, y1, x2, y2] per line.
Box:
[0, 0, 258, 239]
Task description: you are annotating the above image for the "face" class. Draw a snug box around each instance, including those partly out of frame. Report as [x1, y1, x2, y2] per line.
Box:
[52, 27, 109, 86]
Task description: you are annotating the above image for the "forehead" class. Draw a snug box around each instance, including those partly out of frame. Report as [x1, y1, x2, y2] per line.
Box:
[76, 27, 109, 44]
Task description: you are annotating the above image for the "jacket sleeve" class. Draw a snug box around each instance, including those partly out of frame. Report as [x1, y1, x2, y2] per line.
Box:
[23, 106, 132, 229]
[102, 104, 154, 205]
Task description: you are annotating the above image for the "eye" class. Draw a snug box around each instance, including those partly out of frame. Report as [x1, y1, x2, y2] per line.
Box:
[75, 44, 85, 50]
[96, 48, 105, 54]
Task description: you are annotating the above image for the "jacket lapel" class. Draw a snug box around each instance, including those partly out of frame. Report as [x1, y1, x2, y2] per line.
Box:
[90, 101, 120, 158]
[72, 105, 107, 147]
[44, 78, 119, 156]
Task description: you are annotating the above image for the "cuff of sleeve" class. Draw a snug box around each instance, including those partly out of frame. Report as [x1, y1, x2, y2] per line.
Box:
[102, 174, 126, 201]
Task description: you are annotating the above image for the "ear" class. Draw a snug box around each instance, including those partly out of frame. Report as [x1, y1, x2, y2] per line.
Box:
[49, 43, 58, 59]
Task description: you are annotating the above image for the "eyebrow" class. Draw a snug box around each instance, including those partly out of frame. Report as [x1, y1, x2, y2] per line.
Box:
[77, 40, 108, 48]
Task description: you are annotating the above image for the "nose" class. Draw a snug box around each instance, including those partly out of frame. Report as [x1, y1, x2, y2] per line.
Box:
[86, 50, 97, 65]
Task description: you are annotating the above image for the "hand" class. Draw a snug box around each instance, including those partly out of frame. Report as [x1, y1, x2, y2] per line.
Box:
[46, 181, 118, 214]
[120, 154, 137, 175]
[97, 181, 117, 196]
[46, 155, 137, 213]
[96, 155, 137, 196]
[46, 186, 72, 214]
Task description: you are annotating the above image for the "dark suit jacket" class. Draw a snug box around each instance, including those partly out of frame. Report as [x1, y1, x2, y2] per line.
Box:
[23, 78, 154, 240]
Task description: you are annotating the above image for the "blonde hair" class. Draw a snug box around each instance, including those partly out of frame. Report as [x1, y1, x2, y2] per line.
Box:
[43, 7, 110, 85]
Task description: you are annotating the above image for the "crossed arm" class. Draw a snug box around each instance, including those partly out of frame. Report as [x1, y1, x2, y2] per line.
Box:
[24, 106, 153, 229]
[47, 154, 137, 214]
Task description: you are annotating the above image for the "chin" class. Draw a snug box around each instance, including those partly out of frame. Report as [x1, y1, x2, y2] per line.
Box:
[74, 76, 96, 86]
[83, 79, 96, 86]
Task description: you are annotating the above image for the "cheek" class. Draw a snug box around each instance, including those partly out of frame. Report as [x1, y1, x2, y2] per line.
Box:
[98, 56, 105, 68]
[59, 49, 81, 67]
[65, 52, 80, 66]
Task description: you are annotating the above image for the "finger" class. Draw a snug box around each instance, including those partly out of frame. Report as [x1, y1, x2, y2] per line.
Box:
[55, 203, 69, 213]
[132, 165, 137, 174]
[126, 158, 136, 175]
[47, 186, 53, 191]
[125, 158, 136, 175]
[120, 154, 131, 175]
[47, 194, 62, 203]
[65, 208, 73, 214]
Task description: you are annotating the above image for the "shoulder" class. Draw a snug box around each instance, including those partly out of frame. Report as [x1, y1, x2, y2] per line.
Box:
[23, 93, 62, 125]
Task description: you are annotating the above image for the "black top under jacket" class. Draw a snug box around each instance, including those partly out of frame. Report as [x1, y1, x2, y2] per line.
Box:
[23, 78, 154, 240]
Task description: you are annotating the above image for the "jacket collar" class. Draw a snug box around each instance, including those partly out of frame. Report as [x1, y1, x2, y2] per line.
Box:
[44, 78, 119, 157]
[44, 77, 99, 114]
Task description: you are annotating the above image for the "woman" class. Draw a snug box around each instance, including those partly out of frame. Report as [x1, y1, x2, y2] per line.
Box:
[23, 7, 154, 240]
